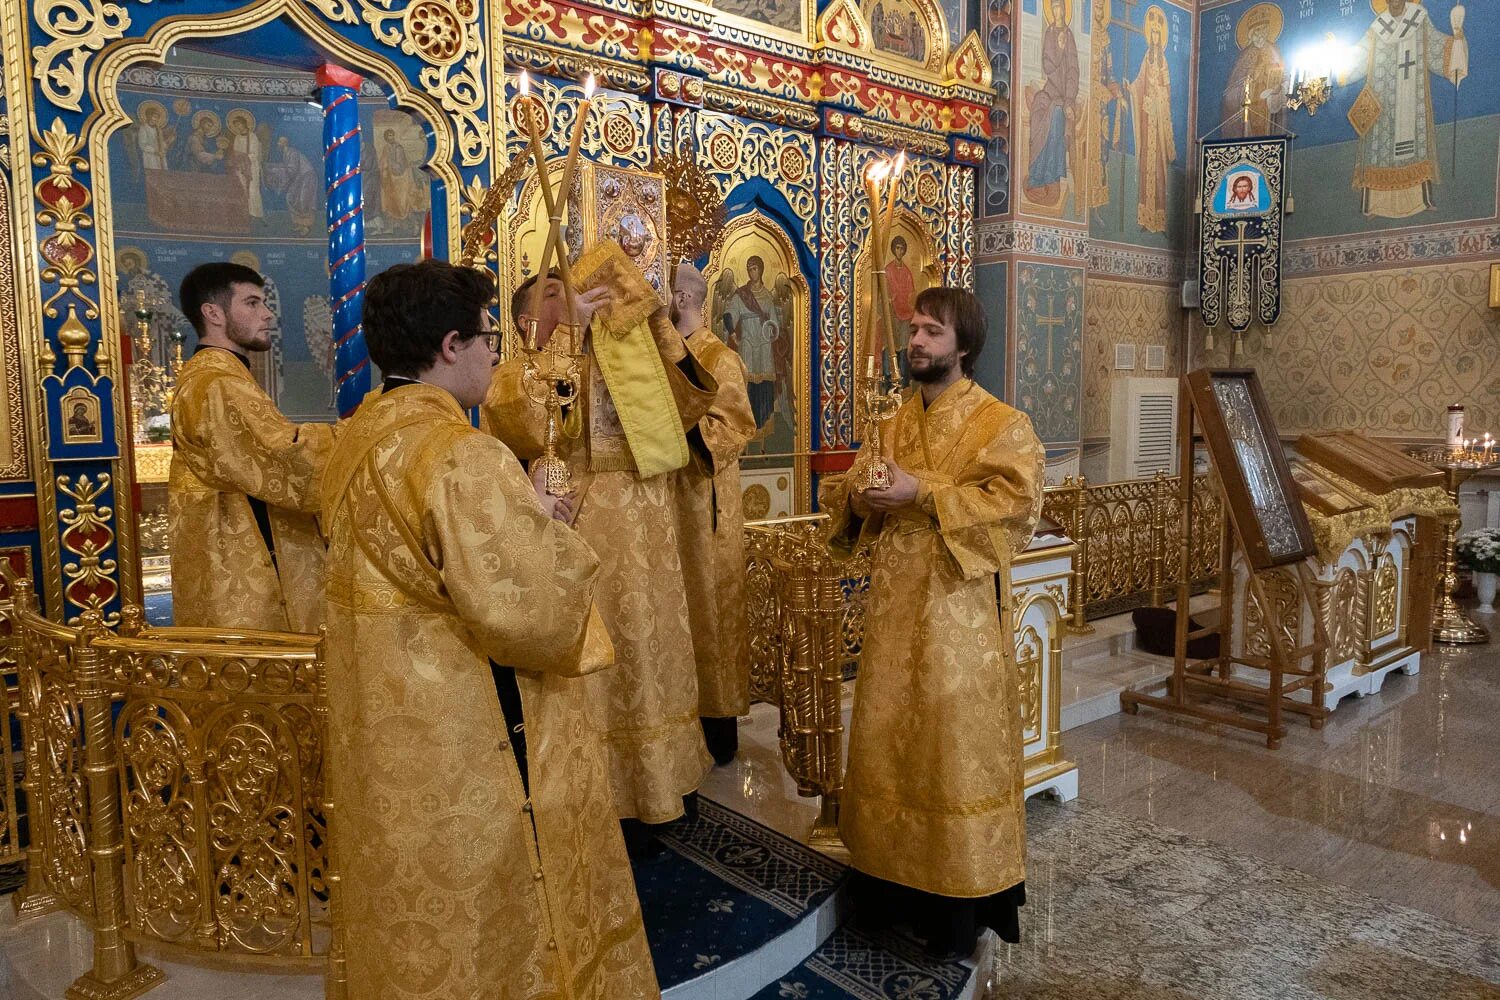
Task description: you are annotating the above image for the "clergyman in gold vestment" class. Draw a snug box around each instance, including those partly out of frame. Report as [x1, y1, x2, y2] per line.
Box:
[483, 247, 717, 839]
[323, 260, 658, 999]
[825, 287, 1043, 958]
[670, 263, 757, 764]
[169, 262, 333, 632]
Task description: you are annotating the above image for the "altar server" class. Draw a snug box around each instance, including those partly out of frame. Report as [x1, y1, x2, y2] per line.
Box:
[169, 262, 333, 631]
[824, 287, 1044, 958]
[670, 262, 758, 764]
[323, 259, 658, 999]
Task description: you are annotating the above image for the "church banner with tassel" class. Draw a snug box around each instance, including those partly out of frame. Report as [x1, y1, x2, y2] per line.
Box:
[1198, 137, 1288, 333]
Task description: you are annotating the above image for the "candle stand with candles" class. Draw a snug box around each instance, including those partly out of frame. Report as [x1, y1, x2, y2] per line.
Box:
[511, 70, 597, 496]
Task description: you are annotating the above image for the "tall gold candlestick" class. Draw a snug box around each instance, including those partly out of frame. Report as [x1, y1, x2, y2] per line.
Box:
[876, 152, 906, 379]
[862, 161, 890, 370]
[518, 72, 590, 351]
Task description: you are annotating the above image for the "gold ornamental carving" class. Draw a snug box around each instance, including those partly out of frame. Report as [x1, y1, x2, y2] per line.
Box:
[1372, 554, 1398, 638]
[33, 0, 133, 112]
[403, 0, 467, 64]
[945, 32, 991, 88]
[653, 144, 725, 264]
[57, 474, 119, 626]
[1016, 624, 1043, 744]
[1245, 568, 1301, 660]
[360, 0, 487, 165]
[1322, 566, 1365, 665]
[817, 0, 872, 52]
[33, 118, 100, 329]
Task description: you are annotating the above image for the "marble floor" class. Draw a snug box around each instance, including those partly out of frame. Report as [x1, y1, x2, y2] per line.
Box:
[705, 608, 1500, 998]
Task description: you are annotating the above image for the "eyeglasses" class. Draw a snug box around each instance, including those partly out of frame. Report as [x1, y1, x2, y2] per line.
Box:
[459, 330, 501, 352]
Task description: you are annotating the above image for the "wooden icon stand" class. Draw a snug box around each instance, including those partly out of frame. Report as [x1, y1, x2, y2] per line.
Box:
[1121, 370, 1328, 749]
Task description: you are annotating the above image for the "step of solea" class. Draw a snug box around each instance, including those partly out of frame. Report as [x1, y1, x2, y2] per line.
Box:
[1057, 596, 1221, 732]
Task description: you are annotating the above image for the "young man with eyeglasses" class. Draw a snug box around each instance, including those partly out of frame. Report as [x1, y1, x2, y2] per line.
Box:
[321, 258, 659, 998]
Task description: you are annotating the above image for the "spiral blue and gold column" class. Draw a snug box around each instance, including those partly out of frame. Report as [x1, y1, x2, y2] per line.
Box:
[318, 64, 370, 418]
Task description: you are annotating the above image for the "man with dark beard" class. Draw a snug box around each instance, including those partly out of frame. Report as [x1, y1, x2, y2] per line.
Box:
[822, 287, 1045, 958]
[169, 262, 334, 631]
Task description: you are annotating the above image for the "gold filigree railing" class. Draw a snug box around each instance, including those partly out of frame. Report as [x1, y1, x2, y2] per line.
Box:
[1041, 471, 1223, 627]
[100, 610, 334, 968]
[0, 629, 19, 870]
[744, 516, 867, 845]
[5, 575, 348, 998]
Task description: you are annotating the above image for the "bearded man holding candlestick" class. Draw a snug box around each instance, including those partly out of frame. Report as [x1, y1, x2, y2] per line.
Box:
[823, 287, 1044, 959]
[484, 242, 719, 854]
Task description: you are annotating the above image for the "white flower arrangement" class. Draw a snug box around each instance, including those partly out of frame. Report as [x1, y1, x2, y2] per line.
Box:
[1456, 527, 1500, 575]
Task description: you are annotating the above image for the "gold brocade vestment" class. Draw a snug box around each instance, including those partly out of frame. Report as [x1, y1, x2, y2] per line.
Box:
[826, 379, 1044, 897]
[680, 328, 757, 717]
[322, 385, 658, 1000]
[482, 311, 718, 823]
[168, 347, 333, 631]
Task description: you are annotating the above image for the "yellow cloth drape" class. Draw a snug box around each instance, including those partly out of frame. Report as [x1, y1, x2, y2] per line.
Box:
[680, 328, 757, 718]
[322, 384, 657, 1000]
[482, 303, 718, 823]
[168, 347, 333, 631]
[824, 379, 1044, 897]
[575, 241, 692, 479]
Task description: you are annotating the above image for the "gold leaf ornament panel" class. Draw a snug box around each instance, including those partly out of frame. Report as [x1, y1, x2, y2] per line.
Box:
[33, 0, 489, 166]
[693, 111, 817, 244]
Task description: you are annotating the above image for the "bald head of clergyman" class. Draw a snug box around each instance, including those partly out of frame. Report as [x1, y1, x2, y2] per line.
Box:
[671, 262, 708, 335]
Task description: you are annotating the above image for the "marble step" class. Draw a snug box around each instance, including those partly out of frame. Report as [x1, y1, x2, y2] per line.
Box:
[1056, 595, 1221, 732]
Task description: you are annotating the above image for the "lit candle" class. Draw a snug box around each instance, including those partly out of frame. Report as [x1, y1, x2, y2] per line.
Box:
[877, 153, 905, 377]
[519, 72, 591, 351]
[863, 160, 890, 369]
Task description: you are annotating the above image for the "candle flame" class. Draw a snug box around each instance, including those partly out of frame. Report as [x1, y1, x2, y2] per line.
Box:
[518, 70, 531, 97]
[893, 150, 907, 174]
[584, 73, 597, 99]
[866, 161, 890, 182]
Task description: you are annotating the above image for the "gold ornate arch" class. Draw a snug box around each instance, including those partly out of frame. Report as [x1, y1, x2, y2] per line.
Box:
[81, 1, 466, 600]
[704, 210, 812, 513]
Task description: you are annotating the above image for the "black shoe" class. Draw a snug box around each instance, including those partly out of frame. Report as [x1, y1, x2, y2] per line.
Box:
[701, 716, 739, 766]
[621, 819, 664, 860]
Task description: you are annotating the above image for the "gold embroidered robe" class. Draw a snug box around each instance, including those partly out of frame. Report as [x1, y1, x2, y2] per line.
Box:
[168, 348, 333, 631]
[322, 385, 658, 1000]
[680, 328, 757, 718]
[825, 379, 1044, 898]
[483, 312, 717, 823]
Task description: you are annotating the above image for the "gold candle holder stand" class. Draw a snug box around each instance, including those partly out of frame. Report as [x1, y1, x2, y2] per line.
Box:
[1412, 445, 1500, 645]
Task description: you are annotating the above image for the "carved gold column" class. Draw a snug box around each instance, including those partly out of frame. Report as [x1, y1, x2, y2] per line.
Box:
[68, 611, 163, 1000]
[1148, 471, 1171, 607]
[314, 628, 348, 1000]
[811, 557, 845, 846]
[1067, 477, 1092, 631]
[8, 578, 61, 919]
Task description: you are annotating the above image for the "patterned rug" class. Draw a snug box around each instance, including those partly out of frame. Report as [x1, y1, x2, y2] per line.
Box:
[642, 797, 845, 989]
[991, 798, 1500, 999]
[750, 925, 974, 1000]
